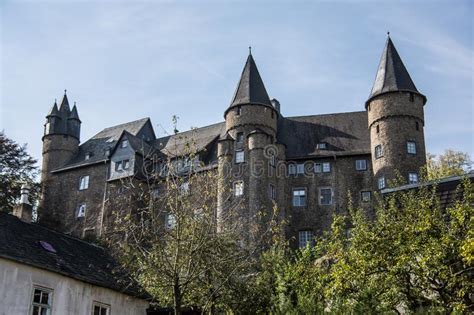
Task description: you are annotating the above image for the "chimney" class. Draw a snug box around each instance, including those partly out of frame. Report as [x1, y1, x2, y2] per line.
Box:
[12, 184, 33, 223]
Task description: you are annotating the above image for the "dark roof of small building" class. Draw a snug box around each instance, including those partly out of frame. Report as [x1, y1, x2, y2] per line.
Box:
[228, 53, 272, 109]
[0, 212, 148, 299]
[278, 111, 370, 159]
[367, 36, 425, 106]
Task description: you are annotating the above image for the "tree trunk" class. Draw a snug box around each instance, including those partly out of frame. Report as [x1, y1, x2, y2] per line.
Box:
[174, 278, 182, 315]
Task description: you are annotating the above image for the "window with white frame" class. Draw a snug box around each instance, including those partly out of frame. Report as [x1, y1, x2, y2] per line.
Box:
[269, 154, 276, 167]
[31, 286, 53, 315]
[316, 142, 327, 150]
[319, 188, 333, 205]
[296, 163, 305, 174]
[235, 150, 245, 164]
[375, 145, 383, 159]
[355, 159, 367, 171]
[121, 139, 129, 148]
[298, 230, 313, 248]
[234, 181, 244, 196]
[378, 176, 386, 190]
[123, 159, 130, 170]
[79, 175, 90, 190]
[92, 302, 110, 315]
[408, 172, 418, 184]
[288, 164, 297, 175]
[292, 188, 306, 207]
[115, 161, 123, 171]
[315, 162, 331, 173]
[407, 141, 417, 154]
[77, 204, 86, 218]
[269, 184, 276, 200]
[165, 213, 176, 230]
[361, 191, 371, 202]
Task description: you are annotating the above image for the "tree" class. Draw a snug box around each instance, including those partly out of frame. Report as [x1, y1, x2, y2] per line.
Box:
[426, 150, 472, 180]
[108, 128, 278, 314]
[0, 131, 39, 213]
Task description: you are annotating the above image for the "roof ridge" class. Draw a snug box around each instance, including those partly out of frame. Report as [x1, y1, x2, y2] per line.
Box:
[99, 117, 150, 132]
[155, 121, 225, 141]
[286, 111, 366, 119]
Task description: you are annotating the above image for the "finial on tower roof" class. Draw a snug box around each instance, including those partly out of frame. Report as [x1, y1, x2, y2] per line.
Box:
[249, 46, 252, 55]
[64, 89, 67, 95]
[387, 31, 390, 37]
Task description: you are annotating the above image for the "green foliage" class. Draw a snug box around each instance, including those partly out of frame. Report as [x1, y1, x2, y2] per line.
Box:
[426, 150, 472, 180]
[0, 131, 39, 213]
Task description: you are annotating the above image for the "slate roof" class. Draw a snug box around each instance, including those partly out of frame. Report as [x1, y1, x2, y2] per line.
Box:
[228, 53, 272, 109]
[278, 111, 370, 159]
[367, 36, 426, 106]
[0, 212, 148, 299]
[53, 118, 151, 172]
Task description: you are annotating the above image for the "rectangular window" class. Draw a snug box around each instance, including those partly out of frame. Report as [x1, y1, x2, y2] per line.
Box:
[77, 204, 86, 218]
[31, 286, 52, 315]
[316, 143, 327, 150]
[236, 132, 244, 143]
[165, 213, 176, 230]
[407, 141, 417, 154]
[79, 175, 90, 190]
[234, 181, 244, 196]
[378, 176, 386, 190]
[269, 184, 276, 200]
[355, 159, 367, 171]
[115, 161, 123, 171]
[296, 163, 305, 174]
[314, 162, 331, 173]
[85, 152, 91, 161]
[92, 302, 110, 315]
[409, 172, 418, 184]
[121, 139, 129, 148]
[270, 154, 276, 167]
[319, 188, 333, 205]
[236, 106, 242, 116]
[298, 230, 313, 248]
[235, 150, 245, 164]
[123, 159, 130, 170]
[375, 145, 383, 159]
[361, 191, 371, 202]
[292, 188, 306, 207]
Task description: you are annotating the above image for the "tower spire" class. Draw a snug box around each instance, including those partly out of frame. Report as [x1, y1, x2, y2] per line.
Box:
[59, 89, 70, 112]
[367, 37, 425, 106]
[229, 53, 271, 108]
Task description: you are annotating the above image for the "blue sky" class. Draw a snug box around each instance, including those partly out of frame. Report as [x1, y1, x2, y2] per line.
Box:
[1, 0, 472, 164]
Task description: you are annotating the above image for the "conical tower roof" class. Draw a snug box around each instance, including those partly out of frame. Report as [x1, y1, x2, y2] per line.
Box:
[367, 36, 426, 106]
[59, 90, 70, 112]
[47, 101, 60, 117]
[229, 53, 272, 108]
[69, 103, 81, 121]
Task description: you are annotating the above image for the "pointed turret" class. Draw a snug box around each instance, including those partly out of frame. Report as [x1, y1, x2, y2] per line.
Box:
[59, 90, 70, 112]
[367, 36, 426, 106]
[46, 101, 60, 117]
[69, 103, 81, 121]
[229, 52, 272, 108]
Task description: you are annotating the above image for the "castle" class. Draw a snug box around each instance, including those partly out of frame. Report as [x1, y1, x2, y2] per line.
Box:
[39, 36, 427, 248]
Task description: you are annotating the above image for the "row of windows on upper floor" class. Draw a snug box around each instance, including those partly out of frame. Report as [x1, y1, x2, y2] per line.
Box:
[30, 285, 110, 315]
[377, 172, 419, 190]
[374, 141, 417, 159]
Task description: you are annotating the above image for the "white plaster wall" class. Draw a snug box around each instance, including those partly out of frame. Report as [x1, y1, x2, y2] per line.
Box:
[0, 258, 149, 315]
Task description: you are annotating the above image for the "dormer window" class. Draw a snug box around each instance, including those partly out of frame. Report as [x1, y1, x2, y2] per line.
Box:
[121, 139, 129, 148]
[316, 142, 327, 150]
[85, 152, 91, 160]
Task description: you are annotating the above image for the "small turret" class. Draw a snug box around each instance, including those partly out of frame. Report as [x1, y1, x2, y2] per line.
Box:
[367, 35, 427, 188]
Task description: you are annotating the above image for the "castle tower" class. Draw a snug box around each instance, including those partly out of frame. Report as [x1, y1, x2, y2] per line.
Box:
[40, 91, 81, 224]
[218, 51, 281, 246]
[366, 36, 427, 189]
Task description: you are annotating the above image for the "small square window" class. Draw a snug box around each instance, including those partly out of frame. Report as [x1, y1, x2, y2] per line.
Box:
[92, 302, 110, 315]
[375, 145, 383, 159]
[298, 230, 313, 248]
[355, 159, 367, 171]
[288, 164, 297, 175]
[115, 161, 123, 171]
[79, 175, 90, 190]
[296, 163, 305, 174]
[123, 159, 130, 169]
[31, 287, 53, 315]
[378, 176, 386, 190]
[234, 181, 244, 196]
[361, 191, 371, 202]
[165, 213, 176, 230]
[236, 132, 244, 143]
[121, 139, 129, 148]
[235, 150, 245, 164]
[408, 172, 418, 184]
[269, 184, 276, 200]
[293, 189, 306, 207]
[407, 141, 416, 155]
[319, 188, 333, 205]
[77, 204, 86, 218]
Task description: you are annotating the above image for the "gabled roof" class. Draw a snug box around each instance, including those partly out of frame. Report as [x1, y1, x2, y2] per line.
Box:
[115, 130, 153, 157]
[229, 53, 272, 109]
[367, 36, 426, 106]
[278, 111, 370, 159]
[0, 212, 148, 299]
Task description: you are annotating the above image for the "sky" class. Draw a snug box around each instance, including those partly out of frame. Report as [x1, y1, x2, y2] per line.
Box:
[1, 0, 473, 165]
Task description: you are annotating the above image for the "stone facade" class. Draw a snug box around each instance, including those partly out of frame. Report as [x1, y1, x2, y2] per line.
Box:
[39, 37, 429, 248]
